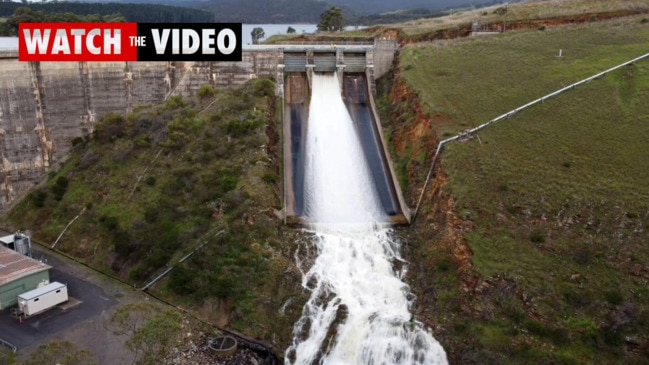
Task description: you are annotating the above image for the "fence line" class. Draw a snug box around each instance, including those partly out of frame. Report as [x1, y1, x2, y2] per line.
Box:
[412, 51, 649, 221]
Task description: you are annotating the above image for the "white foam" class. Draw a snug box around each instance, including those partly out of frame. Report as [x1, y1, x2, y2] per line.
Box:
[287, 73, 448, 365]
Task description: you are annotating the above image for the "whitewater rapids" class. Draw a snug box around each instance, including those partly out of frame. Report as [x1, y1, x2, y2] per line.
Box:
[286, 72, 448, 365]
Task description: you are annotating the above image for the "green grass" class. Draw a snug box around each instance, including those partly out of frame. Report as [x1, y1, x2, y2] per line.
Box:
[400, 18, 649, 137]
[398, 16, 649, 364]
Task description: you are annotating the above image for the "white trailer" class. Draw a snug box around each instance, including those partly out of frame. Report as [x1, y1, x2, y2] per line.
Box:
[17, 282, 68, 317]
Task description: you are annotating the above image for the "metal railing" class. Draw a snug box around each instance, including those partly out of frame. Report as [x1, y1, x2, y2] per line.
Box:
[412, 51, 649, 220]
[0, 338, 17, 353]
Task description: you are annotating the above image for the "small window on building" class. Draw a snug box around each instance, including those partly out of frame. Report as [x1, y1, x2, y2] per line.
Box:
[56, 290, 61, 293]
[34, 298, 39, 302]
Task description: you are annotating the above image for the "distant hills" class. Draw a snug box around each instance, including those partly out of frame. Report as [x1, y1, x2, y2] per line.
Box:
[3, 0, 520, 24]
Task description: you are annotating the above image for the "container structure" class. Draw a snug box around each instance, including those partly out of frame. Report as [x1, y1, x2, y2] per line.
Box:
[17, 281, 68, 317]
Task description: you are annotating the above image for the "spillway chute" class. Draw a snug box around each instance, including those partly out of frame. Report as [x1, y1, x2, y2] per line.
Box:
[285, 72, 448, 365]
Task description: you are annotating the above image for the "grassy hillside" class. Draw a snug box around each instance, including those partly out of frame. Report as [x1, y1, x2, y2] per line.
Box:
[4, 80, 304, 348]
[391, 14, 649, 364]
[394, 0, 649, 36]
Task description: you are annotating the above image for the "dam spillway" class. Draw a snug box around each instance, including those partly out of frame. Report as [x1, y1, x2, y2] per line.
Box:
[282, 50, 410, 225]
[286, 72, 448, 364]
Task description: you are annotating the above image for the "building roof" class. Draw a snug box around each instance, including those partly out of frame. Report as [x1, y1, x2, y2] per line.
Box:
[0, 246, 51, 287]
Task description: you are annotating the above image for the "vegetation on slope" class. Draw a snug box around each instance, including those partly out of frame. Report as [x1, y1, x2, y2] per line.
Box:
[384, 15, 649, 364]
[5, 79, 304, 349]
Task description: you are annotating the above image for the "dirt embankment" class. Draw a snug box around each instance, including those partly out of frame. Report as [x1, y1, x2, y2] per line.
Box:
[398, 8, 649, 45]
[503, 9, 648, 30]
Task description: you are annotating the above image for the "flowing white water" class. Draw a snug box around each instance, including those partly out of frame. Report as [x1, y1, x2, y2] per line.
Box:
[286, 73, 448, 365]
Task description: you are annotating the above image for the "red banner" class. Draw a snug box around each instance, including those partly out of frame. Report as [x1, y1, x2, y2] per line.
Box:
[19, 23, 138, 62]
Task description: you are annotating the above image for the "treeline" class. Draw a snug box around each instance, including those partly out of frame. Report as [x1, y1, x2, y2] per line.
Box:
[197, 0, 331, 23]
[0, 7, 126, 36]
[356, 8, 446, 25]
[0, 2, 214, 23]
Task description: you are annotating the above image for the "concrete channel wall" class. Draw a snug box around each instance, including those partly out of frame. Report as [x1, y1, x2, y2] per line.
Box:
[342, 73, 410, 224]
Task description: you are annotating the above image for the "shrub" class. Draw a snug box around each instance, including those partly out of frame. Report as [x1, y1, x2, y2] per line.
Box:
[99, 214, 119, 231]
[94, 113, 126, 142]
[197, 85, 216, 99]
[159, 131, 189, 149]
[605, 290, 624, 306]
[168, 264, 196, 295]
[225, 118, 262, 137]
[31, 189, 48, 208]
[50, 176, 69, 201]
[165, 96, 187, 109]
[262, 173, 279, 184]
[252, 78, 275, 97]
[525, 320, 570, 346]
[143, 206, 159, 223]
[436, 258, 453, 272]
[112, 228, 132, 258]
[134, 136, 151, 148]
[564, 290, 589, 308]
[530, 229, 546, 244]
[71, 136, 85, 147]
[214, 170, 239, 194]
[538, 25, 546, 31]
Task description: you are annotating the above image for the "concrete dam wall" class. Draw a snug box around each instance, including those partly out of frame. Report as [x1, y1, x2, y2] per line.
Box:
[0, 40, 396, 212]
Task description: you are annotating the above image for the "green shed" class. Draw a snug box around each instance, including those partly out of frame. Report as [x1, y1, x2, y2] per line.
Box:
[0, 246, 51, 310]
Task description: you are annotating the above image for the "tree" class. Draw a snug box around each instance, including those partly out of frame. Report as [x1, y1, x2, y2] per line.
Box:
[251, 27, 264, 45]
[317, 6, 344, 32]
[287, 26, 296, 34]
